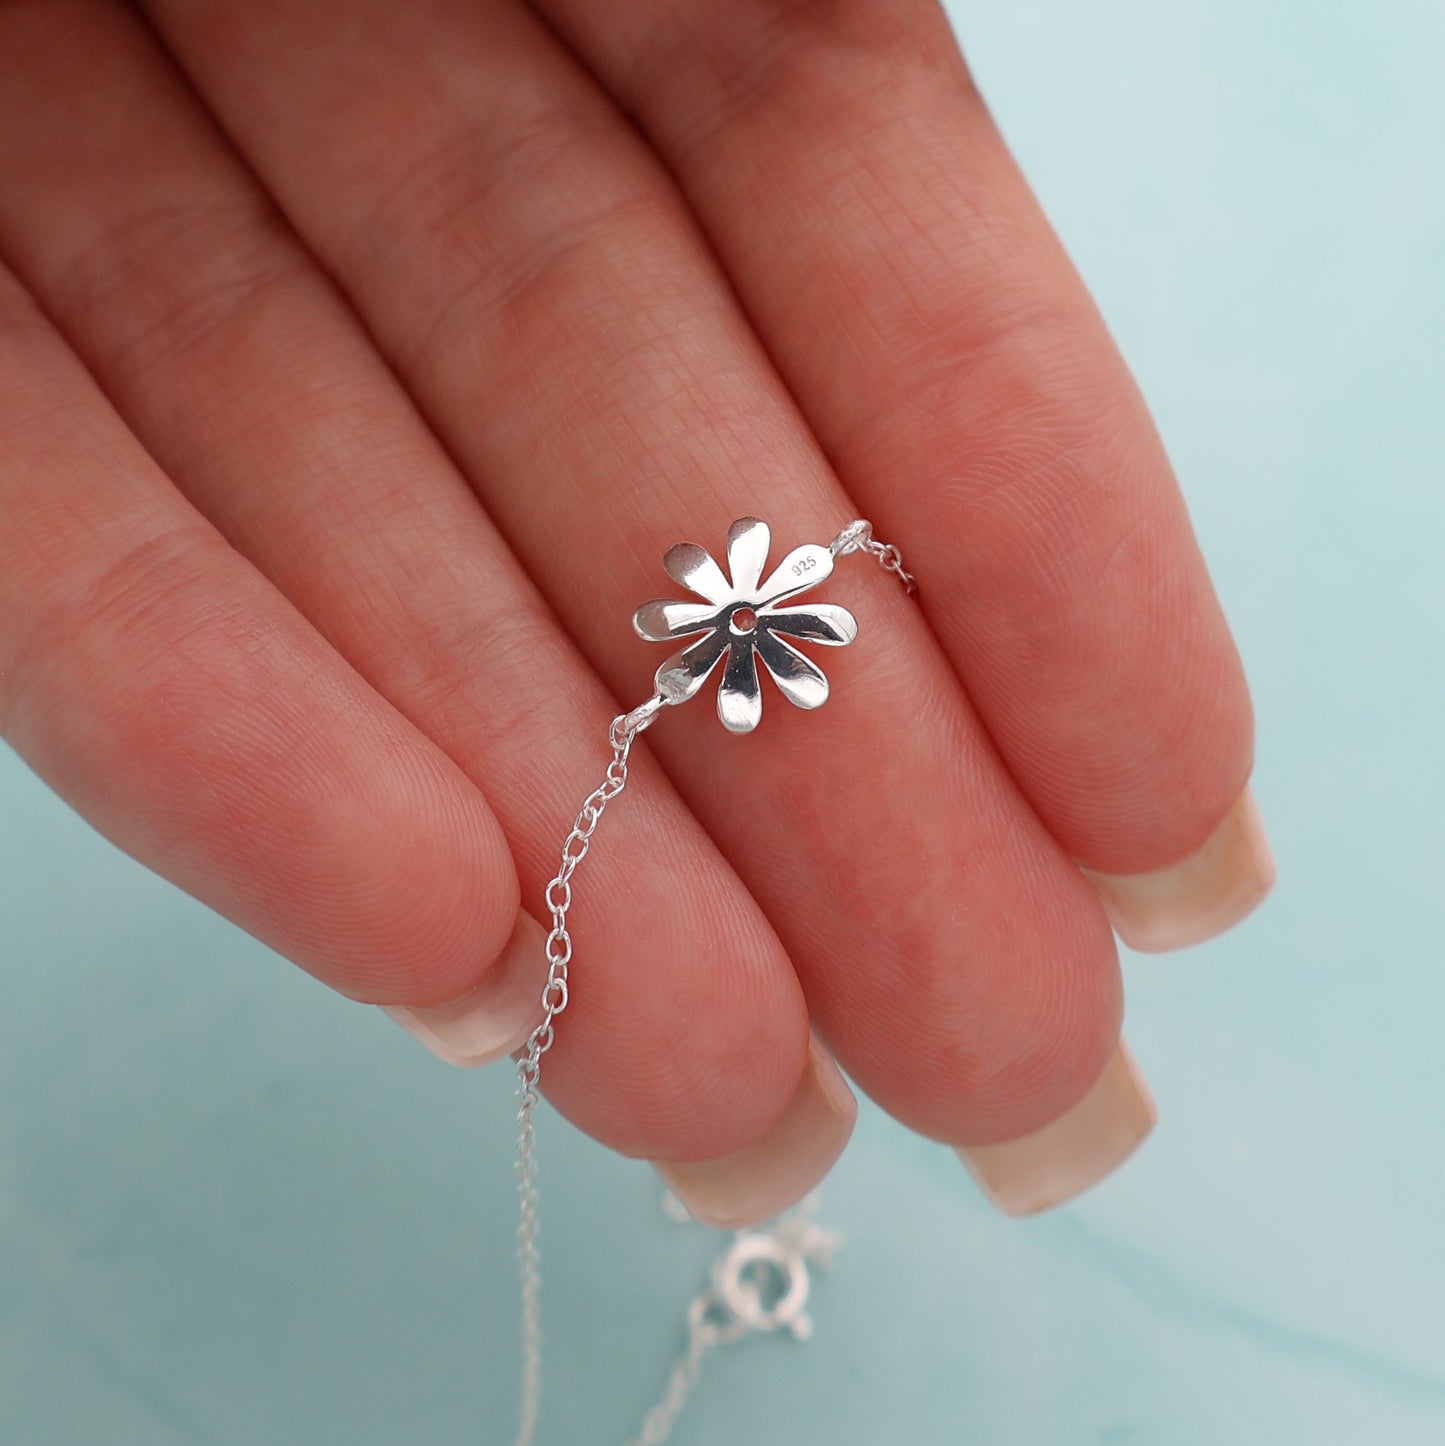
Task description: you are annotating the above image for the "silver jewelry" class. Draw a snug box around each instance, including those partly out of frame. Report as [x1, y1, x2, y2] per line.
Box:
[623, 1194, 842, 1446]
[511, 518, 916, 1446]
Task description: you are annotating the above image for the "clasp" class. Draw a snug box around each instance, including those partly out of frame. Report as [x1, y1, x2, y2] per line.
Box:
[710, 1231, 816, 1341]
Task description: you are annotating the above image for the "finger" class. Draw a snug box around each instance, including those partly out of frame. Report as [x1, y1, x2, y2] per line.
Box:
[0, 0, 813, 1170]
[0, 265, 518, 1006]
[536, 0, 1274, 948]
[142, 0, 1138, 1173]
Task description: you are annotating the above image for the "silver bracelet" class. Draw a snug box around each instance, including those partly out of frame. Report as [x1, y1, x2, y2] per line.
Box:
[512, 516, 917, 1446]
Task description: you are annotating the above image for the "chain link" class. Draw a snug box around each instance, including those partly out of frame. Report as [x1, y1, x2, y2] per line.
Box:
[828, 518, 918, 594]
[625, 1302, 746, 1446]
[512, 693, 665, 1446]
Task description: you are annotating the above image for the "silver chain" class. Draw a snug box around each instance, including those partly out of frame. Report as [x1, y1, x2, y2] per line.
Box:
[510, 521, 913, 1446]
[512, 692, 665, 1446]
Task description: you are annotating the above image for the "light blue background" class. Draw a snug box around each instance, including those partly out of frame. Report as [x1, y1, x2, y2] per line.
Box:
[4, 1, 1443, 1441]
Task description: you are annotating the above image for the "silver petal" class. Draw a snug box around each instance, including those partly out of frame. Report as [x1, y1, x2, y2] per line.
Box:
[633, 598, 720, 642]
[654, 628, 730, 703]
[663, 541, 733, 605]
[755, 631, 830, 711]
[759, 603, 858, 647]
[717, 640, 763, 733]
[755, 543, 835, 608]
[725, 517, 771, 596]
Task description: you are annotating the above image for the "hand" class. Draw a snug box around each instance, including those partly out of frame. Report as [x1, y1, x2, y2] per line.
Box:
[0, 0, 1271, 1224]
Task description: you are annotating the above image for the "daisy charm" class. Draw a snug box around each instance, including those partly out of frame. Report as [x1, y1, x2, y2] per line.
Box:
[633, 516, 859, 733]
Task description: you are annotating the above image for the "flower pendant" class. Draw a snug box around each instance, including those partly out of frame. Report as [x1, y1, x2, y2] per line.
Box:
[633, 516, 858, 733]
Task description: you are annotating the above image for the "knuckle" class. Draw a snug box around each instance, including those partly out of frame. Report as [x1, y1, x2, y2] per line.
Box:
[50, 194, 312, 381]
[621, 0, 963, 159]
[0, 522, 238, 744]
[347, 105, 663, 372]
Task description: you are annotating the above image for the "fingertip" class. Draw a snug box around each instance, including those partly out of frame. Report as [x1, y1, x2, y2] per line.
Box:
[957, 1039, 1157, 1216]
[334, 746, 521, 1007]
[654, 1032, 856, 1229]
[1085, 785, 1276, 953]
[384, 909, 547, 1066]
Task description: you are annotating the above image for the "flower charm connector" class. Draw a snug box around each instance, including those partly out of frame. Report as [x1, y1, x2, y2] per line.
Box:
[633, 516, 858, 733]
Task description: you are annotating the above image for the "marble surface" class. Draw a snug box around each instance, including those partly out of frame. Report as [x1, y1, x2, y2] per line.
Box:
[4, 0, 1444, 1441]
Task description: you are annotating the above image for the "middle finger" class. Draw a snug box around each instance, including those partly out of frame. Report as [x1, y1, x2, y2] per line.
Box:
[147, 0, 1125, 1149]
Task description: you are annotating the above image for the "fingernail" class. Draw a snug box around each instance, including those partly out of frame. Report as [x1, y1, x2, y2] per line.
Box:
[655, 1034, 857, 1230]
[1085, 786, 1276, 953]
[957, 1041, 1157, 1217]
[383, 911, 547, 1067]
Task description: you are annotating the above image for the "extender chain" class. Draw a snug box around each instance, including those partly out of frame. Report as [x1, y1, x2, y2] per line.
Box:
[511, 520, 916, 1446]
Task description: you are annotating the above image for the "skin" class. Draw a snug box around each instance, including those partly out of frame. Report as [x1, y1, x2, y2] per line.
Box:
[0, 0, 1252, 1163]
